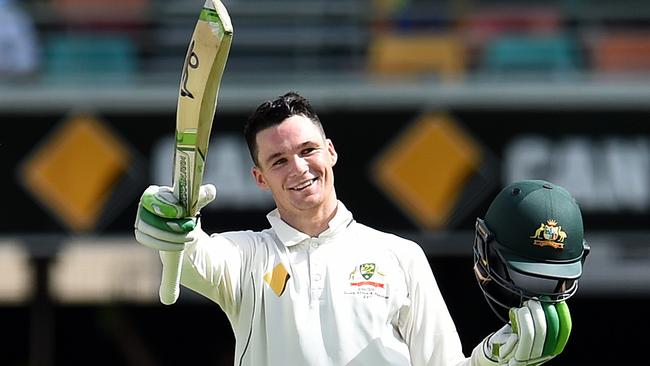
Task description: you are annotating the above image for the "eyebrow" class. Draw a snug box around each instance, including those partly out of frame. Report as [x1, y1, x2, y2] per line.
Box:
[263, 141, 319, 166]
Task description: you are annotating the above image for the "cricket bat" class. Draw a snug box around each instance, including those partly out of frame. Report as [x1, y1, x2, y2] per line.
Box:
[159, 0, 233, 305]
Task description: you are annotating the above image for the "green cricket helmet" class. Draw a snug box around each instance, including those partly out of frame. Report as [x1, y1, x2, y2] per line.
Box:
[473, 180, 590, 323]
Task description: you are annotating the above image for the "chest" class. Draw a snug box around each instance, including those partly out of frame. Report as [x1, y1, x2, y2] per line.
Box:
[264, 236, 409, 317]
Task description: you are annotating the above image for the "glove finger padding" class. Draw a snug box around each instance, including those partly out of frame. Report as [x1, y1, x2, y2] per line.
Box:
[510, 306, 535, 363]
[507, 300, 572, 366]
[197, 184, 217, 212]
[507, 301, 547, 364]
[541, 301, 560, 356]
[138, 206, 196, 233]
[141, 185, 186, 218]
[480, 300, 573, 366]
[553, 302, 572, 356]
[134, 206, 196, 252]
[531, 301, 548, 358]
[140, 184, 217, 219]
[135, 226, 191, 251]
[482, 324, 518, 363]
[134, 184, 216, 252]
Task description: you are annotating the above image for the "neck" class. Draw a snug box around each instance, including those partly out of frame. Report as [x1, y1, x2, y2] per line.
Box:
[279, 197, 339, 237]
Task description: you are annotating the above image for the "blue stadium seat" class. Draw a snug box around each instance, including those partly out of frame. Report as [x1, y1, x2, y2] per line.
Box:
[482, 33, 581, 76]
[43, 34, 137, 82]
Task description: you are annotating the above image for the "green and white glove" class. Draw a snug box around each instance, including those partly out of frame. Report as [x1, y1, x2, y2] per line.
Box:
[480, 300, 572, 366]
[134, 184, 216, 251]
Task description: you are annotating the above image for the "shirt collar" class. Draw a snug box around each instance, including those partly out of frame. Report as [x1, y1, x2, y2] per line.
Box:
[266, 201, 354, 247]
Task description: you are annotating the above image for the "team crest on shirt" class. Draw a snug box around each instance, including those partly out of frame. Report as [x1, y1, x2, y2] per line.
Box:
[360, 263, 376, 280]
[345, 263, 387, 299]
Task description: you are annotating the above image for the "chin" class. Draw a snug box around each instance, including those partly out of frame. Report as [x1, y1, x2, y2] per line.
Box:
[291, 197, 322, 211]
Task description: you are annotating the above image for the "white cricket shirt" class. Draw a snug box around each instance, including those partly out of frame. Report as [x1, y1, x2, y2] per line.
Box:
[179, 202, 484, 366]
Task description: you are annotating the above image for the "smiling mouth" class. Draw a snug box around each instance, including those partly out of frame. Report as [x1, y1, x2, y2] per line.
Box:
[291, 178, 318, 191]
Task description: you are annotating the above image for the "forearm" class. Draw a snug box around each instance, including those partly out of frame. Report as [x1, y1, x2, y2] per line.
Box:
[160, 228, 242, 312]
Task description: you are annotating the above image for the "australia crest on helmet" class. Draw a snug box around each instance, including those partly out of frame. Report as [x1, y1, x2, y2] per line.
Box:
[530, 219, 567, 249]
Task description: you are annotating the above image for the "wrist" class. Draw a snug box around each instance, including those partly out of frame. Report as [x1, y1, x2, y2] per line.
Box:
[472, 341, 501, 366]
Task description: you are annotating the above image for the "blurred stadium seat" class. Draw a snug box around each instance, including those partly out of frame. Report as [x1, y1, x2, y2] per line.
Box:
[460, 6, 561, 45]
[43, 34, 137, 82]
[50, 0, 149, 24]
[481, 33, 581, 77]
[8, 0, 647, 83]
[367, 32, 466, 80]
[589, 32, 650, 73]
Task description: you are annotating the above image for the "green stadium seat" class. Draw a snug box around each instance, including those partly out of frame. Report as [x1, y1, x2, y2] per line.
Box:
[43, 34, 137, 82]
[482, 33, 580, 76]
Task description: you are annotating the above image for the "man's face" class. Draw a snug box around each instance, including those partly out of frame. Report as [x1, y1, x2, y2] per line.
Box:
[252, 115, 338, 215]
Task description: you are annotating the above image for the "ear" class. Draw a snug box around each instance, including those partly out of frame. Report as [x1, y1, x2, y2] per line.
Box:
[326, 138, 338, 166]
[252, 166, 269, 190]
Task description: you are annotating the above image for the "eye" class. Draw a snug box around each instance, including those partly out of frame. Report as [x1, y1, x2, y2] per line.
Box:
[272, 158, 287, 167]
[301, 147, 317, 155]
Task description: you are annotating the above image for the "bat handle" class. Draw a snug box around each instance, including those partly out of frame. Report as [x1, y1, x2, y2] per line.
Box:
[159, 250, 184, 305]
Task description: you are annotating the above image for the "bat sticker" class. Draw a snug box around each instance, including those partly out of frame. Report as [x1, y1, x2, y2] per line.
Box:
[180, 40, 199, 99]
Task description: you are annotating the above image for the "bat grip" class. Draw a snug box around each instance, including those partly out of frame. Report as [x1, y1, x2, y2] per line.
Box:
[159, 250, 184, 305]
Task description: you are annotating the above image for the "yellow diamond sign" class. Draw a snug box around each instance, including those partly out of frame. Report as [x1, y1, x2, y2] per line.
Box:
[20, 114, 130, 232]
[373, 113, 481, 229]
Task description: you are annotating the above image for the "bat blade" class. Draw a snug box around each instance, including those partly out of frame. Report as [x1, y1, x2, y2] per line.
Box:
[175, 0, 232, 216]
[160, 0, 233, 305]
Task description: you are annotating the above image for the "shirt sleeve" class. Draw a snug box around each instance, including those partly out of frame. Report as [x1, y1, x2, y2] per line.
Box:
[398, 242, 468, 366]
[176, 226, 253, 317]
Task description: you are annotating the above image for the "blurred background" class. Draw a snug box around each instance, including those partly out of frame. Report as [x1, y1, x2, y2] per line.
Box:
[2, 0, 649, 365]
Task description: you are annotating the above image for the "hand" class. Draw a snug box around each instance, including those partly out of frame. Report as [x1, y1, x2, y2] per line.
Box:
[134, 184, 216, 251]
[481, 300, 572, 366]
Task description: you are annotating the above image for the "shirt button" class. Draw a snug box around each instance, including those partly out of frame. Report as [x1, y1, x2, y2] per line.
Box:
[314, 274, 322, 281]
[311, 242, 319, 248]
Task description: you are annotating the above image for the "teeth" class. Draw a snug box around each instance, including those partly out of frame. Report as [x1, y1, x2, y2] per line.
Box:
[294, 179, 315, 190]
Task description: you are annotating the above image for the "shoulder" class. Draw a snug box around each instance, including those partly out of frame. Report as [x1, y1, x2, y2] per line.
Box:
[214, 228, 276, 247]
[349, 222, 425, 258]
[214, 228, 285, 256]
[217, 229, 268, 241]
[348, 223, 433, 288]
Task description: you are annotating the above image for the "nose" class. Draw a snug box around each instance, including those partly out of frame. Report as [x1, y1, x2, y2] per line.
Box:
[289, 155, 308, 175]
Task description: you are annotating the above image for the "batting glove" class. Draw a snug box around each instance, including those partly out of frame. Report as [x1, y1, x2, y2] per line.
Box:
[479, 299, 572, 366]
[134, 184, 216, 251]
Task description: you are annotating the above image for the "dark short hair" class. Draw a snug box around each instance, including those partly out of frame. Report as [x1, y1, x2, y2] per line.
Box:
[244, 91, 325, 166]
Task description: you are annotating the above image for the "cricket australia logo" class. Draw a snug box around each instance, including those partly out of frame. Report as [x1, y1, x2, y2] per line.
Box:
[360, 263, 376, 280]
[530, 219, 567, 249]
[345, 263, 387, 299]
